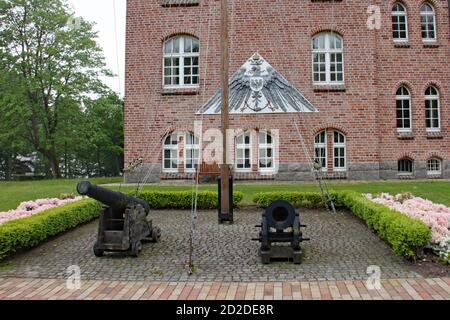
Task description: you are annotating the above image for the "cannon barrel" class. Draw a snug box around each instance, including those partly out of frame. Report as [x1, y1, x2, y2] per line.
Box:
[77, 181, 150, 214]
[265, 200, 297, 230]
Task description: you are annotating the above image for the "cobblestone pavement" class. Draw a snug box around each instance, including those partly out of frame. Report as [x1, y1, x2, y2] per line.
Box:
[0, 209, 424, 282]
[0, 277, 449, 300]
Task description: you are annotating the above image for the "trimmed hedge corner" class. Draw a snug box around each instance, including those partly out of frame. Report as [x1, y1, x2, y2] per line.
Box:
[136, 191, 244, 210]
[253, 191, 432, 258]
[0, 200, 101, 260]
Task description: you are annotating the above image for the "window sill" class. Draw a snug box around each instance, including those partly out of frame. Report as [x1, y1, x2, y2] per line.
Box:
[423, 41, 439, 48]
[162, 170, 179, 174]
[426, 131, 443, 139]
[394, 42, 410, 48]
[313, 84, 346, 92]
[259, 170, 276, 175]
[162, 87, 200, 96]
[427, 173, 442, 179]
[235, 169, 253, 173]
[320, 171, 348, 180]
[396, 131, 414, 140]
[160, 0, 199, 7]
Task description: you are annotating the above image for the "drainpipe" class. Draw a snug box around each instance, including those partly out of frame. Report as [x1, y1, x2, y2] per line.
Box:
[448, 0, 450, 33]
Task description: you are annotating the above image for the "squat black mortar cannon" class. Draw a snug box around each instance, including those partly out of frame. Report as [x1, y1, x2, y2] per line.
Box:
[253, 200, 309, 264]
[77, 182, 161, 257]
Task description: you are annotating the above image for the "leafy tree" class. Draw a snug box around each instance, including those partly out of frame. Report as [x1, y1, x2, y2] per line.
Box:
[0, 59, 30, 179]
[65, 92, 124, 178]
[0, 0, 109, 178]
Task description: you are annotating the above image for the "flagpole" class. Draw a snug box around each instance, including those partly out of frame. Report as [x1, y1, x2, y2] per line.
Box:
[220, 0, 231, 222]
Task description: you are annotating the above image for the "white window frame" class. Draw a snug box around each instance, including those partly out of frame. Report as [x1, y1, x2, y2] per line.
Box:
[235, 131, 252, 172]
[163, 36, 200, 89]
[396, 87, 412, 133]
[398, 158, 414, 176]
[184, 132, 200, 173]
[427, 158, 442, 176]
[392, 3, 409, 42]
[425, 86, 441, 132]
[258, 131, 275, 173]
[333, 131, 347, 172]
[421, 3, 437, 42]
[163, 133, 179, 173]
[312, 33, 345, 85]
[314, 131, 328, 172]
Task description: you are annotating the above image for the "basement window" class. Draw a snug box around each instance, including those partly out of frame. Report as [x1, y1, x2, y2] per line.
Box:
[398, 158, 413, 175]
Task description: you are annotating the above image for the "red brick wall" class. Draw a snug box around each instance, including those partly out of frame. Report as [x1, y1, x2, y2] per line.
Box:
[124, 0, 450, 180]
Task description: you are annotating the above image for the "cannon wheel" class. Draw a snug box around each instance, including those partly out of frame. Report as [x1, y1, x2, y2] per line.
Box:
[131, 240, 143, 257]
[93, 244, 104, 257]
[151, 227, 162, 243]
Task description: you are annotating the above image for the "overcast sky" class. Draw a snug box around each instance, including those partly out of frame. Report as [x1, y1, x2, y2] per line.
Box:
[67, 0, 126, 97]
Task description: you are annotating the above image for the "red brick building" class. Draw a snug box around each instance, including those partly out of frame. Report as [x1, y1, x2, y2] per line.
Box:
[124, 0, 450, 182]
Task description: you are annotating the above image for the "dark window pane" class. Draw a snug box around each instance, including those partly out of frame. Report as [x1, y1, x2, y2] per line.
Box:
[192, 40, 199, 52]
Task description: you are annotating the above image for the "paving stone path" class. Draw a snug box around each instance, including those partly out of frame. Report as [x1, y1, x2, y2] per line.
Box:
[0, 209, 424, 282]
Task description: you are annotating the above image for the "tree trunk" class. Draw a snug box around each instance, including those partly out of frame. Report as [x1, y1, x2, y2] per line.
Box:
[114, 154, 122, 177]
[51, 154, 61, 179]
[42, 150, 61, 179]
[97, 149, 101, 177]
[64, 141, 68, 178]
[5, 153, 13, 181]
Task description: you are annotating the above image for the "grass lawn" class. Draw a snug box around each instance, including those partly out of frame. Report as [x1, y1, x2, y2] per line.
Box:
[0, 177, 122, 212]
[1, 178, 449, 211]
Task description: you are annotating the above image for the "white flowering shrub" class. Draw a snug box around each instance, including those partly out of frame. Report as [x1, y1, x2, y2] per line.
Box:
[432, 236, 450, 264]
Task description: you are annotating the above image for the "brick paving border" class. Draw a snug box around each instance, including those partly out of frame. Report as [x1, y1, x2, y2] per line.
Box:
[0, 277, 448, 300]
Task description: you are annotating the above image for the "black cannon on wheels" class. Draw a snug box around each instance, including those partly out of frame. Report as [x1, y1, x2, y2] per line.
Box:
[77, 181, 161, 257]
[254, 200, 309, 264]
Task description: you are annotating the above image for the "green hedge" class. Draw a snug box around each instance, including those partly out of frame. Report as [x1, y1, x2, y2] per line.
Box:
[0, 200, 101, 260]
[253, 191, 432, 258]
[136, 191, 244, 209]
[253, 192, 328, 208]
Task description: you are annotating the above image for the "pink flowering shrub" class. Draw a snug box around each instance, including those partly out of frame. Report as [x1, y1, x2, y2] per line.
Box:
[366, 193, 450, 263]
[0, 197, 83, 225]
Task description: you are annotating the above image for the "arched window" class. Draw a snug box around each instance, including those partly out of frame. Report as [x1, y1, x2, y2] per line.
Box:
[163, 35, 199, 88]
[427, 158, 442, 176]
[163, 133, 178, 172]
[396, 86, 412, 132]
[425, 86, 440, 131]
[421, 3, 436, 41]
[184, 132, 200, 172]
[312, 33, 344, 84]
[236, 131, 251, 172]
[333, 131, 346, 171]
[314, 131, 327, 171]
[258, 131, 275, 172]
[398, 158, 413, 175]
[392, 3, 408, 42]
